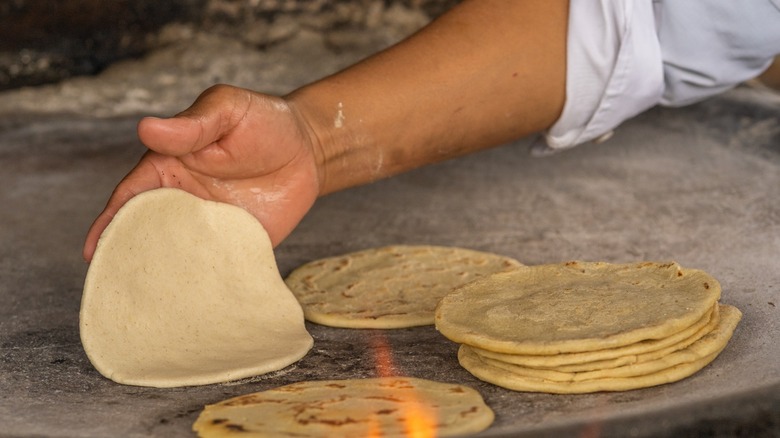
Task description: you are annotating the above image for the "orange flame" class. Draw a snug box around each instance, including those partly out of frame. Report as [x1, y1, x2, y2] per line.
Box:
[368, 332, 437, 438]
[369, 332, 397, 378]
[402, 399, 436, 438]
[366, 415, 382, 438]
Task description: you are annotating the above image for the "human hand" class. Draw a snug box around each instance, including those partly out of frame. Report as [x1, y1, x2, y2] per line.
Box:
[83, 84, 321, 262]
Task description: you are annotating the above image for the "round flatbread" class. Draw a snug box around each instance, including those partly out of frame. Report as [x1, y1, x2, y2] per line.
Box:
[285, 245, 522, 328]
[473, 303, 720, 371]
[81, 188, 313, 388]
[435, 261, 721, 355]
[192, 377, 495, 437]
[466, 304, 738, 382]
[457, 304, 741, 393]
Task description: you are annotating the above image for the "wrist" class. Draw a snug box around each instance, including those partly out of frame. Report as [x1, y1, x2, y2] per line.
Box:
[285, 85, 381, 196]
[285, 89, 332, 196]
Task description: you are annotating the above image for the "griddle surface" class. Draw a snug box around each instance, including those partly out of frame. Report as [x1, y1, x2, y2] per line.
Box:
[1, 90, 779, 437]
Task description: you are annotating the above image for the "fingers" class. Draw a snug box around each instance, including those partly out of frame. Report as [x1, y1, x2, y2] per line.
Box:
[137, 85, 252, 157]
[85, 85, 257, 262]
[82, 158, 162, 262]
[82, 208, 115, 262]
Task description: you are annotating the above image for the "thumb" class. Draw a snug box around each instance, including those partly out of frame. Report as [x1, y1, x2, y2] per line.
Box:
[137, 116, 204, 156]
[137, 85, 251, 156]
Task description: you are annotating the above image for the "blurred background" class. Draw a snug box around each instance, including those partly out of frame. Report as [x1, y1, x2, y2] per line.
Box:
[0, 0, 456, 116]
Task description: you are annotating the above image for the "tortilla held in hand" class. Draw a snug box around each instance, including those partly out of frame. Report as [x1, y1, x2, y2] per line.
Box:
[193, 377, 495, 437]
[80, 188, 313, 388]
[285, 245, 522, 328]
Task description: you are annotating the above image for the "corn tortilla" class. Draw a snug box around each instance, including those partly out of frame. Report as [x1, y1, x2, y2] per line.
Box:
[286, 245, 522, 328]
[435, 261, 721, 355]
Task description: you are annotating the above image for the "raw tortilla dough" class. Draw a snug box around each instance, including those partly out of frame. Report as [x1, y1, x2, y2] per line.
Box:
[285, 245, 522, 328]
[457, 304, 741, 393]
[80, 188, 313, 388]
[192, 377, 495, 437]
[435, 261, 721, 354]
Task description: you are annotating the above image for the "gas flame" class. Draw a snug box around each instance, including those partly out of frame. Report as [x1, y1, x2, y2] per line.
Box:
[402, 399, 436, 438]
[370, 332, 397, 378]
[366, 415, 382, 438]
[368, 332, 437, 438]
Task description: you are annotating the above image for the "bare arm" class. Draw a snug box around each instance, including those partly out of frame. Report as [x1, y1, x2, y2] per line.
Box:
[83, 0, 568, 260]
[288, 0, 568, 194]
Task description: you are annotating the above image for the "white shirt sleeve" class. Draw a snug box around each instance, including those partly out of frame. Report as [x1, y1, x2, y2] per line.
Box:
[544, 0, 663, 151]
[542, 0, 780, 152]
[658, 0, 780, 107]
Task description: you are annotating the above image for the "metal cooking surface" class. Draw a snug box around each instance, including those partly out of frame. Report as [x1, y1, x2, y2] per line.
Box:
[1, 89, 779, 437]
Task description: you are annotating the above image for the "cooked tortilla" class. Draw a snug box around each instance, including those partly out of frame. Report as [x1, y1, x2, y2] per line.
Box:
[435, 261, 721, 354]
[193, 377, 495, 437]
[473, 303, 720, 371]
[286, 245, 522, 328]
[457, 305, 741, 393]
[80, 188, 313, 388]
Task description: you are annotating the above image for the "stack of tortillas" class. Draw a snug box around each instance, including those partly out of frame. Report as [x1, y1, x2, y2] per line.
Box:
[435, 261, 741, 393]
[285, 245, 522, 328]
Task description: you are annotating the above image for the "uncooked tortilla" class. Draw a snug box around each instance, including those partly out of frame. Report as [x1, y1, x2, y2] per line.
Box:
[285, 245, 522, 328]
[80, 188, 313, 388]
[435, 261, 721, 354]
[192, 377, 495, 437]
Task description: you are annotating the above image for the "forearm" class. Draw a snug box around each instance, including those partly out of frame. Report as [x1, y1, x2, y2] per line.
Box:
[287, 0, 568, 195]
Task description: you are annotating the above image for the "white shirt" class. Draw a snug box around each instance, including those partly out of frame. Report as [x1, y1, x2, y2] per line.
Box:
[543, 0, 780, 151]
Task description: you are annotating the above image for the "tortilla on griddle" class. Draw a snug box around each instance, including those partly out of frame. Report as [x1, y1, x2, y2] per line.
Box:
[285, 245, 522, 328]
[193, 377, 495, 437]
[435, 261, 721, 355]
[457, 304, 741, 393]
[473, 303, 720, 372]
